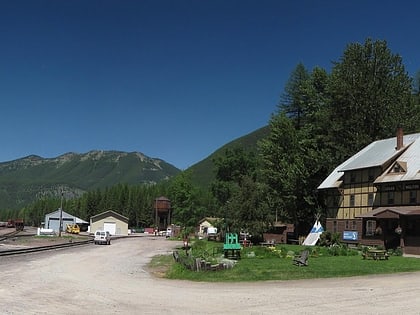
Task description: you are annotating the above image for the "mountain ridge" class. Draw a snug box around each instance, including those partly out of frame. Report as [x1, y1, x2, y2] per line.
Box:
[188, 125, 269, 187]
[0, 150, 181, 210]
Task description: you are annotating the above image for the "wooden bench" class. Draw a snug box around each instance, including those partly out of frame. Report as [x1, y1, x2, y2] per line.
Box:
[362, 249, 389, 260]
[173, 250, 180, 262]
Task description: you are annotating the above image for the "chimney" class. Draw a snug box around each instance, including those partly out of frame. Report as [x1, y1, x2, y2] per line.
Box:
[396, 127, 404, 150]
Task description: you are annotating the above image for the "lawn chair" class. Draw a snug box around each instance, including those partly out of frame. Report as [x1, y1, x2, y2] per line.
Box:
[293, 250, 309, 266]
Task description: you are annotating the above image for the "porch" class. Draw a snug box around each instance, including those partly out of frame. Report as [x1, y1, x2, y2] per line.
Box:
[357, 206, 420, 255]
[326, 206, 420, 255]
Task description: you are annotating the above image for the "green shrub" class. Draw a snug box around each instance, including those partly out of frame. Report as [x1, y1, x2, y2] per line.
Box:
[328, 244, 341, 256]
[388, 247, 403, 256]
[278, 246, 288, 258]
[318, 231, 341, 246]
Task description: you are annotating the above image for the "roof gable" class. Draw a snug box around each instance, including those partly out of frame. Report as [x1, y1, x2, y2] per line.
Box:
[45, 209, 88, 223]
[198, 217, 220, 225]
[375, 136, 420, 184]
[375, 210, 400, 219]
[90, 210, 128, 223]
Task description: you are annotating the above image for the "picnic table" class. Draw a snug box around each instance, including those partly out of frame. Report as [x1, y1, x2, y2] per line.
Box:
[259, 241, 275, 247]
[362, 249, 389, 260]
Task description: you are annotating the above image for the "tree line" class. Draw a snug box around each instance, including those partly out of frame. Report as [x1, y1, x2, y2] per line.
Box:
[5, 38, 420, 238]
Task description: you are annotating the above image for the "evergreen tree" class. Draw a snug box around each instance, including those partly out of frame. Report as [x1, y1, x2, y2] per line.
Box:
[413, 70, 420, 96]
[259, 64, 332, 232]
[211, 147, 261, 233]
[281, 62, 310, 129]
[259, 112, 301, 224]
[329, 38, 417, 159]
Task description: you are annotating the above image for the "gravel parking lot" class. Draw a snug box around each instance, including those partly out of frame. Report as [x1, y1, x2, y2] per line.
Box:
[2, 236, 420, 315]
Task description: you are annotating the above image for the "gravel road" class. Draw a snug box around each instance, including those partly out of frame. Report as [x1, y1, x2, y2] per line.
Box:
[1, 236, 420, 315]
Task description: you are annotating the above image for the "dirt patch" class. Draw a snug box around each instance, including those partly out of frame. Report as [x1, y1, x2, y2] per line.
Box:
[148, 265, 170, 278]
[146, 253, 174, 278]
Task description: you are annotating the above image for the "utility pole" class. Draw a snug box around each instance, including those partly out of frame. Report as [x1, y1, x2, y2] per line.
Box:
[155, 198, 158, 235]
[58, 189, 64, 237]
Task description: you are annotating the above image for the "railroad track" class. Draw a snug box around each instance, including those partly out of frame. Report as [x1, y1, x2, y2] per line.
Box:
[0, 239, 94, 257]
[0, 229, 38, 242]
[0, 230, 23, 242]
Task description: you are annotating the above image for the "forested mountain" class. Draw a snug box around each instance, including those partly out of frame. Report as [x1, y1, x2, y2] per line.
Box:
[0, 150, 180, 210]
[188, 126, 269, 188]
[0, 128, 269, 227]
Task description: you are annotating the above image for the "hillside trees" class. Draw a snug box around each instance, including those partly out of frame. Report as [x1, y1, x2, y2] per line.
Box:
[127, 185, 153, 228]
[19, 183, 170, 228]
[21, 198, 59, 226]
[18, 172, 211, 232]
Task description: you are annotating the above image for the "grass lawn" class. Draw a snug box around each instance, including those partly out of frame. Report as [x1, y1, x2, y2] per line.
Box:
[150, 242, 420, 282]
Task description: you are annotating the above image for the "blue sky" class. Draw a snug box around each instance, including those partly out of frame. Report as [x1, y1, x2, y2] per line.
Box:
[1, 0, 418, 170]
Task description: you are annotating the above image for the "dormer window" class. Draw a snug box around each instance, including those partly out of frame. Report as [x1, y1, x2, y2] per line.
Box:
[390, 161, 407, 174]
[393, 164, 402, 172]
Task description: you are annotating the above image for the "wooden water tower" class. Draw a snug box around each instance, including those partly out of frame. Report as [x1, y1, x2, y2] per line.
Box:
[154, 196, 171, 231]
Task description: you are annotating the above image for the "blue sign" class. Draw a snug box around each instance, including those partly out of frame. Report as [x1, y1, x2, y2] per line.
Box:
[343, 231, 358, 241]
